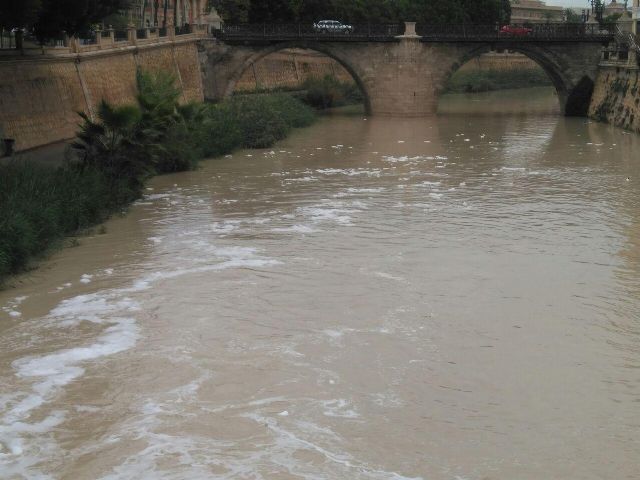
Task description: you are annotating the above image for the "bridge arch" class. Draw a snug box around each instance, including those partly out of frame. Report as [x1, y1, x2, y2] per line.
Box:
[202, 36, 604, 117]
[223, 42, 373, 115]
[438, 42, 599, 115]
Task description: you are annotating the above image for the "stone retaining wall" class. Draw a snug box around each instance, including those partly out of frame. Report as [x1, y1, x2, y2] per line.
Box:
[0, 40, 203, 151]
[589, 66, 640, 132]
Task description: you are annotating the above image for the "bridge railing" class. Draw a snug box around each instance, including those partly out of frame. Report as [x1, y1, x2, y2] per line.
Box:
[220, 23, 403, 42]
[417, 23, 614, 42]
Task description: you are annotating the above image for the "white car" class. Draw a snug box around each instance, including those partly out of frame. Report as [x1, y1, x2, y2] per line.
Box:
[313, 20, 354, 34]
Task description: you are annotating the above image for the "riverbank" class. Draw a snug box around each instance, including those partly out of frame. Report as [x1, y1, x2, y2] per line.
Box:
[446, 68, 552, 93]
[0, 84, 316, 286]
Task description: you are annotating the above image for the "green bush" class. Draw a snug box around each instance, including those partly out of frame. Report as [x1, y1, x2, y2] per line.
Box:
[446, 68, 552, 93]
[302, 75, 364, 109]
[221, 93, 316, 148]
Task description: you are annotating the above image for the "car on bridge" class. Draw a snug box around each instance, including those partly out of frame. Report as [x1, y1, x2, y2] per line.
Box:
[313, 20, 354, 34]
[499, 25, 533, 36]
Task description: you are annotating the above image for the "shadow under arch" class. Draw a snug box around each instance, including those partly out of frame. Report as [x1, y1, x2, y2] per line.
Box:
[438, 44, 576, 114]
[223, 41, 373, 115]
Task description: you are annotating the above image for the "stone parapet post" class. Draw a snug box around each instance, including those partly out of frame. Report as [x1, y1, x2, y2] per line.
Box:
[127, 24, 137, 45]
[403, 22, 418, 37]
[69, 36, 80, 53]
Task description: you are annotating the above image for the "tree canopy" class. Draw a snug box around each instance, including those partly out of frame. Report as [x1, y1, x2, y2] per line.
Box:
[0, 0, 42, 31]
[0, 0, 130, 42]
[34, 0, 131, 39]
[210, 0, 512, 25]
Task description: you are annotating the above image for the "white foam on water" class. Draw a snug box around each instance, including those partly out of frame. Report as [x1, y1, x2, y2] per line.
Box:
[2, 235, 281, 478]
[130, 247, 279, 291]
[210, 220, 241, 234]
[284, 177, 318, 182]
[2, 296, 29, 319]
[298, 207, 353, 225]
[144, 193, 173, 200]
[316, 168, 382, 177]
[323, 329, 344, 339]
[346, 188, 385, 193]
[88, 381, 421, 480]
[320, 399, 360, 419]
[80, 274, 93, 284]
[372, 271, 406, 283]
[0, 286, 141, 478]
[271, 225, 317, 234]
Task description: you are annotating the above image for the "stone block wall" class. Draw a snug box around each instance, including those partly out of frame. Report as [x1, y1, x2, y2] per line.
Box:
[0, 60, 87, 150]
[0, 40, 203, 151]
[235, 48, 354, 92]
[589, 66, 640, 132]
[457, 52, 542, 73]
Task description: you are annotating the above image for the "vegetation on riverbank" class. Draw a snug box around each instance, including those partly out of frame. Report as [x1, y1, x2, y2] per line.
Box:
[445, 68, 552, 93]
[236, 75, 364, 110]
[302, 75, 364, 109]
[0, 71, 316, 285]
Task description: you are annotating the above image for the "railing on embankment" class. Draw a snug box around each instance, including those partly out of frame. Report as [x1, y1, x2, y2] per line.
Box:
[0, 24, 209, 57]
[218, 23, 614, 44]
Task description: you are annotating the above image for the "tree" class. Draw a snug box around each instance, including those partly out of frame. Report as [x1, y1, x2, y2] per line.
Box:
[603, 12, 623, 25]
[34, 0, 131, 41]
[248, 0, 294, 23]
[208, 0, 510, 25]
[210, 0, 250, 23]
[564, 8, 582, 23]
[0, 0, 42, 50]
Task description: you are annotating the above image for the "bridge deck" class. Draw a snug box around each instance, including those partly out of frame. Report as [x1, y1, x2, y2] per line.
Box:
[218, 23, 614, 44]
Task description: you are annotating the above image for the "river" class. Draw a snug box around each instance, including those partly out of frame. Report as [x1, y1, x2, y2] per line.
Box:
[1, 88, 639, 479]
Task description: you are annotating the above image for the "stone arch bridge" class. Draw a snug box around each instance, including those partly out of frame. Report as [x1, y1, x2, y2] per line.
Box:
[200, 23, 612, 116]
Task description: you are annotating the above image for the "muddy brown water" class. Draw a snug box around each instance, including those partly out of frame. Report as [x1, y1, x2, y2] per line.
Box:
[1, 88, 639, 479]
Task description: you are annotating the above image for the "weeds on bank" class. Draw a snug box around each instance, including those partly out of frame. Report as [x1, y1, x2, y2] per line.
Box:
[0, 70, 316, 285]
[446, 69, 552, 93]
[301, 75, 364, 109]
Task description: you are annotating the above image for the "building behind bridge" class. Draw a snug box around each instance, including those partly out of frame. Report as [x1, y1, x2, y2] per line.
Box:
[509, 0, 564, 23]
[126, 1, 221, 28]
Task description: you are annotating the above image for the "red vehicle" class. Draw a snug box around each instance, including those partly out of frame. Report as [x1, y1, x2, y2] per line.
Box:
[499, 25, 533, 36]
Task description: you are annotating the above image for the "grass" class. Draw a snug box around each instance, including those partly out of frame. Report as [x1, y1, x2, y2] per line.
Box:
[445, 68, 552, 93]
[0, 162, 134, 280]
[0, 76, 317, 286]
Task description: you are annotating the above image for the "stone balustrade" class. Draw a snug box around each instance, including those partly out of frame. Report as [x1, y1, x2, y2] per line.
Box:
[0, 23, 210, 57]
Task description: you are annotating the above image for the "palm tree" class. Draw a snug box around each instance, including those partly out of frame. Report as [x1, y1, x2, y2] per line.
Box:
[72, 101, 153, 189]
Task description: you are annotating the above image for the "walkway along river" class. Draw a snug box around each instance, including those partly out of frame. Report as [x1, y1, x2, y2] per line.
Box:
[1, 89, 639, 479]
